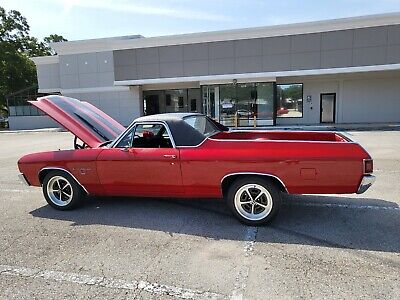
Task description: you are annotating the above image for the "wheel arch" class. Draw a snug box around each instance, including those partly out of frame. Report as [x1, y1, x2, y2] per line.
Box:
[38, 167, 89, 194]
[221, 172, 288, 197]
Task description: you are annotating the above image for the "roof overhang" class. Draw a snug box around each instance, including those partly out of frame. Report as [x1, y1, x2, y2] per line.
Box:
[115, 73, 277, 86]
[114, 63, 400, 87]
[31, 55, 59, 65]
[52, 12, 400, 55]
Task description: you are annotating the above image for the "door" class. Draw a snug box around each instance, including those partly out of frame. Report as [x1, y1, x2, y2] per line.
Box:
[320, 93, 336, 123]
[96, 122, 183, 197]
[144, 95, 160, 115]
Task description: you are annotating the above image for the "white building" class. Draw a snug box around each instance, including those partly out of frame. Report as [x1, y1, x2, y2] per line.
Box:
[8, 12, 400, 129]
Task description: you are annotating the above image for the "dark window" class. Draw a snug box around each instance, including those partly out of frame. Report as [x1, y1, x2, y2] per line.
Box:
[190, 99, 197, 111]
[178, 97, 184, 108]
[166, 94, 171, 106]
[276, 84, 303, 118]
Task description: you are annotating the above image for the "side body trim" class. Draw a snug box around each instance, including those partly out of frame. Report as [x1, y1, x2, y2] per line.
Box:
[221, 172, 289, 193]
[38, 167, 89, 194]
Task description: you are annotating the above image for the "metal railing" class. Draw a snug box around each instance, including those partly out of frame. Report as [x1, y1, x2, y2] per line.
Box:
[6, 85, 59, 117]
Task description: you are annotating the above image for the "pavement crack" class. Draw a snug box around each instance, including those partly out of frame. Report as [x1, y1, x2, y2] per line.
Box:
[230, 226, 258, 300]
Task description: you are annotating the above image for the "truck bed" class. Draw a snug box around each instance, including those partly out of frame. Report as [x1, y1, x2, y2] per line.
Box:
[211, 131, 350, 142]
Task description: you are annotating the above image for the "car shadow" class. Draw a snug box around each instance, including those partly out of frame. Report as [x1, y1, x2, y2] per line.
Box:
[30, 194, 400, 253]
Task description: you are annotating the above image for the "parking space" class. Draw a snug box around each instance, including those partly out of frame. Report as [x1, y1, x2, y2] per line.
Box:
[0, 130, 399, 299]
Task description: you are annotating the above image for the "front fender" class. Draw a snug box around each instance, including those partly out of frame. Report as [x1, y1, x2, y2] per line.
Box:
[18, 149, 104, 195]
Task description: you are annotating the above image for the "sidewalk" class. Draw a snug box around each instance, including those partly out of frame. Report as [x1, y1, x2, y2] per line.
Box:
[232, 123, 400, 132]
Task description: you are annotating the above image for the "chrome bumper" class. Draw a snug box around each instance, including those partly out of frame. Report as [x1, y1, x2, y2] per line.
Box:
[18, 173, 30, 186]
[356, 175, 375, 194]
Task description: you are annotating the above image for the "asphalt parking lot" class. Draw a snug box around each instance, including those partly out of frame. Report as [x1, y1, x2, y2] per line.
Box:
[0, 130, 399, 299]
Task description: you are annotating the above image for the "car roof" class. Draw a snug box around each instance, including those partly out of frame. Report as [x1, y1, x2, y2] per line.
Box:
[133, 113, 206, 147]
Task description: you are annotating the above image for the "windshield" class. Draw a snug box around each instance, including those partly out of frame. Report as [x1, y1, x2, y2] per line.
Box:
[183, 115, 223, 137]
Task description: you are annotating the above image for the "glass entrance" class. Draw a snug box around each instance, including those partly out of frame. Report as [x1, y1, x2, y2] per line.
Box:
[202, 86, 219, 120]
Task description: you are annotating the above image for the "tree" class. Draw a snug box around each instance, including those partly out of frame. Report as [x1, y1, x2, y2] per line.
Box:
[43, 34, 67, 55]
[0, 6, 67, 112]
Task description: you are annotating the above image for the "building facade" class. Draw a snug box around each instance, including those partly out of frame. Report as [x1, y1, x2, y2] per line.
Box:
[9, 13, 400, 129]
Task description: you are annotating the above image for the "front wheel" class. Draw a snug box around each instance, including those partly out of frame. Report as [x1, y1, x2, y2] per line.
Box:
[42, 171, 84, 210]
[226, 177, 281, 225]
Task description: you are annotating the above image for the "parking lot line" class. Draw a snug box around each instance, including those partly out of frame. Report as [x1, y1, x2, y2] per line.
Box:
[285, 202, 400, 211]
[0, 264, 225, 300]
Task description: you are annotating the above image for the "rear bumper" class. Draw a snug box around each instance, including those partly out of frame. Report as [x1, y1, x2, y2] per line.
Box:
[18, 173, 30, 186]
[356, 175, 375, 194]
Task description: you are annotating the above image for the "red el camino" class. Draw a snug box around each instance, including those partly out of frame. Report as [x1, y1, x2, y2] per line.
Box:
[18, 96, 375, 225]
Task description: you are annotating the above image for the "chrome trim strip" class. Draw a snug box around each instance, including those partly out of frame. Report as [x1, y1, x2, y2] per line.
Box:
[18, 173, 30, 186]
[38, 167, 89, 194]
[221, 172, 289, 193]
[356, 175, 375, 194]
[177, 137, 209, 148]
[111, 121, 177, 149]
[208, 137, 358, 144]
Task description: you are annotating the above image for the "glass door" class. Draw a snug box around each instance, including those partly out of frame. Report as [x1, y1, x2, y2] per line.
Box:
[202, 86, 219, 121]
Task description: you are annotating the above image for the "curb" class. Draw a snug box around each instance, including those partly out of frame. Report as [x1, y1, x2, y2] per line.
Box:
[0, 128, 64, 134]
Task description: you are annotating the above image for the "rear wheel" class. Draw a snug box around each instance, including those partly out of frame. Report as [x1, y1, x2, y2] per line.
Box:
[42, 171, 84, 210]
[226, 177, 281, 225]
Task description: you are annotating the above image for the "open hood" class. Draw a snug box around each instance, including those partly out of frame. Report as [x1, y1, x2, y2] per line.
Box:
[30, 95, 125, 148]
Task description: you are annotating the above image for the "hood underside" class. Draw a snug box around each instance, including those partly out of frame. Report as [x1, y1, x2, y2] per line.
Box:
[30, 95, 125, 148]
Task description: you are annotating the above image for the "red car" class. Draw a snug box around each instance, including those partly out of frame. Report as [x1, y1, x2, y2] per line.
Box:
[18, 96, 375, 225]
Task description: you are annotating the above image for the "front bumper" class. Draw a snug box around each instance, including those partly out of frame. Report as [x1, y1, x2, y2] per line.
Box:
[18, 173, 30, 186]
[356, 175, 375, 194]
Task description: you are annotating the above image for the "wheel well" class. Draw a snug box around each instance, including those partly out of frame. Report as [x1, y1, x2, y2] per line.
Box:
[38, 168, 53, 185]
[38, 168, 88, 194]
[221, 174, 287, 197]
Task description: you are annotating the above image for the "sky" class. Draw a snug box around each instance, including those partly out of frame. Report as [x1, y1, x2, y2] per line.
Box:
[2, 0, 400, 41]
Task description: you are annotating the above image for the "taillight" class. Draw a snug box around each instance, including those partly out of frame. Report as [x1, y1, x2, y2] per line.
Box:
[364, 159, 373, 174]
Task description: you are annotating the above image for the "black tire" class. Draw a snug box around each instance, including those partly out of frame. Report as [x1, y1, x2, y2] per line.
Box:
[226, 176, 281, 225]
[42, 170, 84, 210]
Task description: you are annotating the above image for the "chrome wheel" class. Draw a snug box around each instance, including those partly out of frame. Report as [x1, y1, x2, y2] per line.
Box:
[234, 183, 273, 221]
[46, 176, 73, 207]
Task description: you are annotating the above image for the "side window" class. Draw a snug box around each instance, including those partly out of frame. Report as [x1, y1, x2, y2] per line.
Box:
[132, 124, 173, 148]
[115, 127, 134, 148]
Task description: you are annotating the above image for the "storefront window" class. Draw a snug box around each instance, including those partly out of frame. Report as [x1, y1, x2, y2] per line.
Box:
[218, 82, 274, 127]
[276, 84, 303, 118]
[143, 89, 201, 115]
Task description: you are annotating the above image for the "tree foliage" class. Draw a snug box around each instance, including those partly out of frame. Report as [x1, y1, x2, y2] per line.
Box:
[0, 6, 67, 112]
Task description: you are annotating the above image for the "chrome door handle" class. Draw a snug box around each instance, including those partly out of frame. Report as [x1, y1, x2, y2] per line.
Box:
[163, 154, 177, 159]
